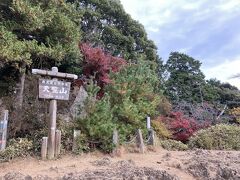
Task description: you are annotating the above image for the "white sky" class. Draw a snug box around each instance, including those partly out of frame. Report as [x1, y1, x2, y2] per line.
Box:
[120, 0, 240, 89]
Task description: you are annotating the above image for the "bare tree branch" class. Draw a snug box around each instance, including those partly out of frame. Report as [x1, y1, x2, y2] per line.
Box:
[229, 73, 240, 79]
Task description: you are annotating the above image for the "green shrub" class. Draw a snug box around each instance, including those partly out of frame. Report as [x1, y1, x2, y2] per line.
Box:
[0, 138, 33, 162]
[188, 124, 240, 150]
[76, 95, 116, 153]
[73, 133, 90, 154]
[75, 61, 166, 153]
[152, 119, 172, 139]
[160, 139, 188, 151]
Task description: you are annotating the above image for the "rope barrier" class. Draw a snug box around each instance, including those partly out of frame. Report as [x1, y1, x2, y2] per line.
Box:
[144, 135, 151, 143]
[87, 140, 102, 144]
[124, 135, 137, 144]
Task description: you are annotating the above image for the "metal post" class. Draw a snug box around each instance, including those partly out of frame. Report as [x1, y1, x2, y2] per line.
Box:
[147, 116, 151, 130]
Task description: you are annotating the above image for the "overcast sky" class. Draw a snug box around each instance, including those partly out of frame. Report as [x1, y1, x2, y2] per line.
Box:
[120, 0, 240, 89]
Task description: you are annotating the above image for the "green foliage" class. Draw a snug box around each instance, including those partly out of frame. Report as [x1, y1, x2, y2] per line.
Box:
[57, 120, 75, 152]
[75, 60, 166, 152]
[188, 124, 240, 150]
[160, 139, 188, 151]
[76, 94, 116, 153]
[107, 61, 163, 136]
[165, 52, 205, 103]
[0, 0, 82, 83]
[206, 79, 240, 104]
[0, 138, 33, 162]
[151, 119, 172, 139]
[72, 0, 159, 63]
[73, 133, 90, 154]
[229, 107, 240, 124]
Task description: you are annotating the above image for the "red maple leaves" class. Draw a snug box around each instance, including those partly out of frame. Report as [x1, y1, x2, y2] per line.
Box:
[79, 43, 127, 97]
[162, 111, 210, 142]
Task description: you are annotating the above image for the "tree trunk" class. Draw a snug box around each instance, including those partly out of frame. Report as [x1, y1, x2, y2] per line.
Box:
[15, 65, 26, 109]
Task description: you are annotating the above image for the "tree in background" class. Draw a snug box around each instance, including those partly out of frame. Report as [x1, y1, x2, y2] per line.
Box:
[206, 79, 240, 104]
[165, 52, 205, 103]
[0, 0, 82, 97]
[0, 0, 82, 136]
[67, 0, 159, 64]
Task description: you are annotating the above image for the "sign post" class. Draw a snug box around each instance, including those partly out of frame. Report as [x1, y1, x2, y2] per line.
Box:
[32, 67, 77, 159]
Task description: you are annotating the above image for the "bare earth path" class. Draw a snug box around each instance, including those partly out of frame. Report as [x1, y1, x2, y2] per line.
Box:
[0, 148, 239, 179]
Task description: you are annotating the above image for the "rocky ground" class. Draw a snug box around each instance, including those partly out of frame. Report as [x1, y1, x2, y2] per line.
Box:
[0, 148, 239, 180]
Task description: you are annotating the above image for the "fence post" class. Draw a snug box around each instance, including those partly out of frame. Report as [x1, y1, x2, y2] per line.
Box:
[55, 130, 61, 157]
[112, 129, 119, 154]
[72, 130, 81, 152]
[0, 110, 8, 151]
[41, 137, 48, 160]
[113, 129, 118, 146]
[136, 129, 145, 153]
[148, 129, 155, 146]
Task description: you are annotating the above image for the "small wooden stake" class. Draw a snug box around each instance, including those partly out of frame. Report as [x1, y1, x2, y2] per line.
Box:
[112, 129, 119, 154]
[112, 129, 118, 145]
[72, 130, 81, 152]
[148, 129, 155, 146]
[41, 137, 48, 160]
[55, 130, 61, 157]
[136, 129, 145, 153]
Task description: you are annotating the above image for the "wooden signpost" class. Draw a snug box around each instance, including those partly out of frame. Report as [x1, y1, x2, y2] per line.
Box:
[32, 67, 77, 159]
[39, 79, 71, 100]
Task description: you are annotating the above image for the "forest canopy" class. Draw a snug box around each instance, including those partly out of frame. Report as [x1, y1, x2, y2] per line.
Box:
[0, 0, 239, 154]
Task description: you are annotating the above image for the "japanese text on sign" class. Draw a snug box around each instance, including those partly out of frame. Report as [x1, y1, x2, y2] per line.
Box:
[39, 79, 71, 100]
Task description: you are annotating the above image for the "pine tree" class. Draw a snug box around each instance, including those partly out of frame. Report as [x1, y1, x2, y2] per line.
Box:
[165, 52, 205, 103]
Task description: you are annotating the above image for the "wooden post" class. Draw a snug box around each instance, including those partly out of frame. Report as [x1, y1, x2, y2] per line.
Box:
[41, 137, 48, 160]
[136, 129, 145, 153]
[148, 129, 155, 146]
[55, 130, 61, 157]
[112, 129, 119, 154]
[0, 110, 8, 151]
[72, 130, 81, 152]
[47, 67, 58, 159]
[112, 129, 118, 146]
[48, 98, 57, 159]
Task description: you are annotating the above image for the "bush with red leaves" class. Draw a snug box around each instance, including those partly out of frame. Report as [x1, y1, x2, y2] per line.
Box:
[79, 43, 127, 97]
[162, 111, 209, 142]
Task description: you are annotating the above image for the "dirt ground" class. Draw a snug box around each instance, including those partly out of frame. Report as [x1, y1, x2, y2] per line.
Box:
[0, 148, 239, 180]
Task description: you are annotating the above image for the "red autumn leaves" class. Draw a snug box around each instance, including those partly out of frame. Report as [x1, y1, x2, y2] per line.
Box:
[79, 43, 126, 95]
